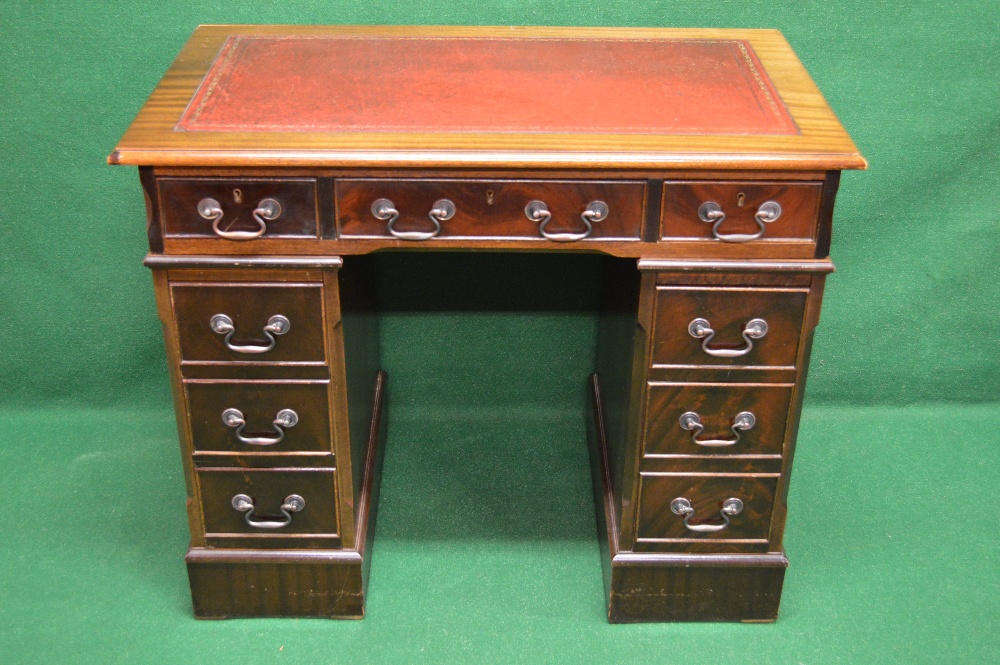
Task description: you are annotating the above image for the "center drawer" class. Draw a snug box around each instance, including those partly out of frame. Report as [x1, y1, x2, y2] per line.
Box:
[336, 179, 645, 241]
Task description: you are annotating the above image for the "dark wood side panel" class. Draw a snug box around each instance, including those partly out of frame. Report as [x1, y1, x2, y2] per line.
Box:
[139, 166, 164, 253]
[768, 272, 828, 550]
[337, 256, 382, 521]
[815, 170, 841, 258]
[150, 269, 205, 546]
[336, 179, 645, 240]
[593, 257, 643, 545]
[587, 374, 618, 612]
[357, 371, 389, 590]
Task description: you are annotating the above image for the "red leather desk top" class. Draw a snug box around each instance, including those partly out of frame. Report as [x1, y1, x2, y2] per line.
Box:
[178, 36, 798, 136]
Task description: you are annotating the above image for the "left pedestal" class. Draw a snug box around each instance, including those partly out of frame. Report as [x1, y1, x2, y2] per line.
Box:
[148, 257, 385, 618]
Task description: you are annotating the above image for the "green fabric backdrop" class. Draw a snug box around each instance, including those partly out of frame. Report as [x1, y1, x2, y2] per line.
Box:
[1, 1, 997, 663]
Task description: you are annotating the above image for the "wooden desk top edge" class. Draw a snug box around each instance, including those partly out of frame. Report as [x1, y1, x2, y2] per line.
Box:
[109, 25, 867, 171]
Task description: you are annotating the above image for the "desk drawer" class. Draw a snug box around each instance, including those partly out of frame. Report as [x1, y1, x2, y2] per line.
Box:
[336, 179, 645, 241]
[171, 282, 326, 363]
[635, 473, 777, 552]
[158, 177, 320, 240]
[643, 383, 792, 457]
[651, 286, 807, 368]
[186, 381, 332, 454]
[661, 181, 821, 244]
[198, 468, 339, 538]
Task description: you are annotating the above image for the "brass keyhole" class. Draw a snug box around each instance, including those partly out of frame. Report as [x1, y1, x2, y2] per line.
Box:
[486, 189, 495, 205]
[736, 192, 746, 207]
[233, 188, 243, 204]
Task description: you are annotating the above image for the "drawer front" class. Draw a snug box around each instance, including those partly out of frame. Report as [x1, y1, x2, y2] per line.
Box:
[644, 383, 792, 457]
[198, 468, 339, 537]
[171, 283, 326, 363]
[651, 287, 807, 368]
[158, 177, 320, 239]
[336, 179, 645, 241]
[661, 181, 821, 243]
[186, 381, 331, 454]
[635, 474, 777, 551]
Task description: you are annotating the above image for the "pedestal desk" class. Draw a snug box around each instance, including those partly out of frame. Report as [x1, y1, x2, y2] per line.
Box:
[109, 25, 865, 622]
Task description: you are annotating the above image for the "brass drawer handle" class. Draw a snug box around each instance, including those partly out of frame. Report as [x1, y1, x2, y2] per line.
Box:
[679, 411, 755, 447]
[688, 317, 768, 358]
[198, 197, 282, 241]
[372, 197, 455, 240]
[231, 494, 305, 529]
[670, 497, 744, 533]
[697, 200, 782, 243]
[222, 408, 298, 446]
[525, 200, 608, 242]
[210, 314, 290, 354]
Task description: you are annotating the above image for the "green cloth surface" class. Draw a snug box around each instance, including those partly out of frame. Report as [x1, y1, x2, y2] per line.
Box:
[1, 405, 997, 663]
[1, 0, 998, 662]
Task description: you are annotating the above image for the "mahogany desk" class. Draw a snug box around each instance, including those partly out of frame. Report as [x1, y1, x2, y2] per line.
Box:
[109, 25, 865, 622]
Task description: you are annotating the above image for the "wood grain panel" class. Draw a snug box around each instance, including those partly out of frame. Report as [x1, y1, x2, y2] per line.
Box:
[186, 550, 364, 618]
[608, 559, 786, 622]
[336, 179, 644, 241]
[643, 382, 793, 457]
